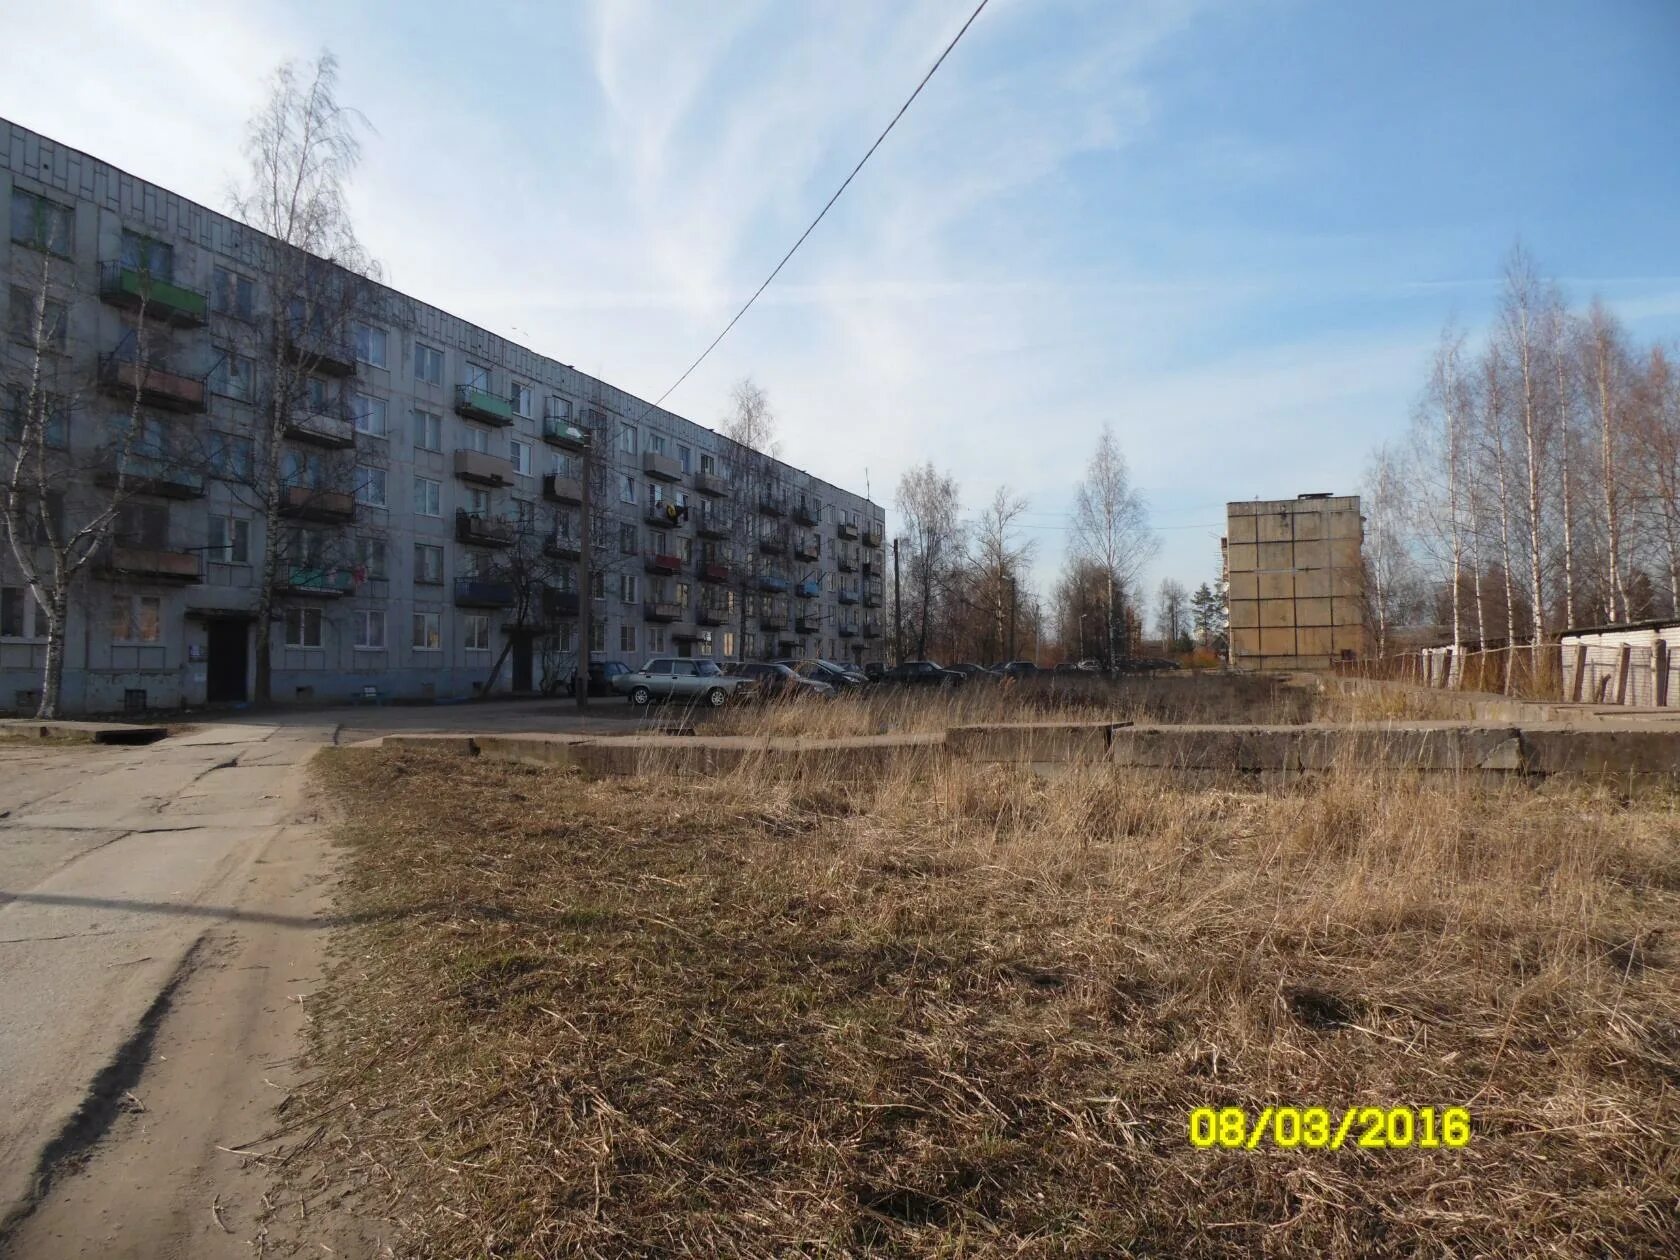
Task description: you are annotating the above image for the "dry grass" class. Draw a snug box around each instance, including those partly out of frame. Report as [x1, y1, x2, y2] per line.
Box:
[295, 748, 1680, 1258]
[1312, 682, 1483, 724]
[700, 673, 1316, 738]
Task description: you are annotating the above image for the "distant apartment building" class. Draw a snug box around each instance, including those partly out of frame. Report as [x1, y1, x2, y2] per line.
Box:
[1223, 494, 1364, 671]
[0, 119, 886, 713]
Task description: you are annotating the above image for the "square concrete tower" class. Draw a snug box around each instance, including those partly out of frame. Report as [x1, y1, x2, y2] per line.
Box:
[1224, 494, 1365, 671]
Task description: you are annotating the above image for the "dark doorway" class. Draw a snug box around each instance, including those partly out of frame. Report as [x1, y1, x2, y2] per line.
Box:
[206, 620, 248, 703]
[511, 635, 533, 692]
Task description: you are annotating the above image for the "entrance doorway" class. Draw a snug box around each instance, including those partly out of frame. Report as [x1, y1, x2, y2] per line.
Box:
[511, 635, 533, 692]
[206, 620, 248, 703]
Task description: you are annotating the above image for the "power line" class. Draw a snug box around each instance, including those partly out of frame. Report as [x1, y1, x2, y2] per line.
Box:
[648, 0, 992, 411]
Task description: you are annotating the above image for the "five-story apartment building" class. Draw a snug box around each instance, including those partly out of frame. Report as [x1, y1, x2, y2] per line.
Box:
[0, 120, 885, 712]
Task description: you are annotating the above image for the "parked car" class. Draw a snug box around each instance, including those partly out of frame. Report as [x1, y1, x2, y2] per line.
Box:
[862, 661, 888, 682]
[997, 660, 1039, 679]
[881, 660, 966, 687]
[1076, 659, 1105, 673]
[948, 662, 995, 681]
[729, 661, 834, 700]
[774, 658, 869, 690]
[571, 659, 631, 697]
[611, 658, 758, 707]
[1052, 662, 1080, 675]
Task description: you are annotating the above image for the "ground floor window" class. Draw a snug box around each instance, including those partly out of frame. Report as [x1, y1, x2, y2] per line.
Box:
[354, 610, 385, 649]
[646, 627, 666, 653]
[721, 631, 735, 659]
[1, 585, 43, 638]
[110, 594, 162, 643]
[619, 624, 636, 653]
[590, 621, 605, 653]
[284, 607, 323, 649]
[464, 614, 491, 652]
[412, 612, 441, 651]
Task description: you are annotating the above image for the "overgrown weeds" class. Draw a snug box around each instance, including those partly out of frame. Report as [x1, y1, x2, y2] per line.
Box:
[294, 749, 1680, 1257]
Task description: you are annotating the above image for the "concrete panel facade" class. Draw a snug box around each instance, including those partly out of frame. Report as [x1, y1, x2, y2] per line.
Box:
[1224, 495, 1365, 672]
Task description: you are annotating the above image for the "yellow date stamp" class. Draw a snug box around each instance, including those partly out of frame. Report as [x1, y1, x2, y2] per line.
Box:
[1188, 1106, 1471, 1151]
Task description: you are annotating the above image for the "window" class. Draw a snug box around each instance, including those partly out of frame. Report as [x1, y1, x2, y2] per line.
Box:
[469, 488, 491, 516]
[412, 408, 442, 451]
[208, 516, 251, 564]
[305, 375, 336, 414]
[115, 502, 169, 549]
[722, 631, 735, 659]
[10, 189, 73, 257]
[353, 322, 387, 368]
[701, 452, 717, 475]
[468, 425, 491, 453]
[463, 361, 490, 392]
[647, 432, 666, 455]
[211, 267, 255, 319]
[119, 230, 172, 278]
[590, 570, 606, 599]
[676, 581, 691, 609]
[287, 526, 328, 567]
[3, 389, 66, 449]
[9, 286, 67, 349]
[618, 474, 636, 505]
[1, 586, 42, 639]
[619, 523, 637, 555]
[464, 614, 491, 651]
[210, 351, 255, 402]
[509, 439, 530, 476]
[411, 612, 441, 651]
[356, 466, 387, 507]
[515, 498, 535, 529]
[414, 342, 444, 386]
[678, 444, 692, 473]
[590, 621, 605, 652]
[510, 382, 532, 418]
[618, 423, 636, 455]
[459, 549, 484, 578]
[352, 393, 387, 436]
[413, 476, 441, 516]
[355, 536, 387, 579]
[619, 573, 638, 603]
[620, 625, 637, 653]
[647, 627, 666, 653]
[549, 395, 570, 422]
[110, 594, 162, 643]
[284, 607, 323, 649]
[354, 610, 385, 650]
[211, 432, 254, 481]
[414, 543, 444, 584]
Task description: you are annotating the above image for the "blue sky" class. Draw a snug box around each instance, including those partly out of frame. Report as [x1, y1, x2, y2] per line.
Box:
[4, 0, 1678, 613]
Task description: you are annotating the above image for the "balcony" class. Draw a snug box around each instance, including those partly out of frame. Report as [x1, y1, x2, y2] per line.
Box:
[541, 415, 588, 450]
[700, 563, 731, 585]
[643, 550, 682, 575]
[98, 452, 205, 500]
[280, 483, 355, 522]
[795, 578, 821, 600]
[864, 524, 884, 548]
[839, 588, 859, 606]
[672, 624, 705, 642]
[98, 262, 207, 328]
[837, 520, 860, 541]
[864, 619, 883, 638]
[759, 491, 787, 517]
[756, 573, 790, 594]
[98, 354, 206, 413]
[696, 510, 732, 539]
[543, 588, 581, 620]
[796, 612, 820, 633]
[454, 448, 511, 487]
[541, 472, 583, 503]
[759, 603, 789, 630]
[644, 600, 682, 623]
[645, 501, 686, 529]
[642, 450, 683, 482]
[283, 322, 355, 376]
[455, 509, 514, 547]
[864, 582, 884, 608]
[839, 622, 859, 638]
[285, 406, 355, 448]
[106, 544, 200, 583]
[455, 577, 516, 608]
[792, 499, 819, 526]
[455, 384, 515, 426]
[544, 532, 581, 560]
[694, 470, 729, 497]
[758, 529, 789, 556]
[276, 566, 356, 597]
[794, 533, 820, 561]
[697, 603, 728, 626]
[838, 552, 858, 573]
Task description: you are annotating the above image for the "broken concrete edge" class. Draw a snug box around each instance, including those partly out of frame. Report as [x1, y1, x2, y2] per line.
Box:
[0, 719, 167, 745]
[368, 722, 1680, 781]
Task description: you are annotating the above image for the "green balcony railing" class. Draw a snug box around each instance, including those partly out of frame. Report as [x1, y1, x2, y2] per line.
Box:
[455, 384, 516, 425]
[98, 262, 208, 327]
[282, 566, 355, 596]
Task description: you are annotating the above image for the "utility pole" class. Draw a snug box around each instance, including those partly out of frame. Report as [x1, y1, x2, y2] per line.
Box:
[892, 536, 903, 666]
[1008, 576, 1017, 662]
[576, 431, 592, 711]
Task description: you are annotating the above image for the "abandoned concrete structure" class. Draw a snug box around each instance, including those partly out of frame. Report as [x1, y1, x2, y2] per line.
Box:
[1223, 494, 1365, 671]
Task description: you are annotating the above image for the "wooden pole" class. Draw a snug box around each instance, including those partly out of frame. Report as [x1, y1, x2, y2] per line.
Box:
[1615, 643, 1631, 705]
[1570, 643, 1586, 702]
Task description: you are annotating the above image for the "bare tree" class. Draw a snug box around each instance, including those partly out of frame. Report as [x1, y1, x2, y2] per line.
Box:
[1154, 577, 1189, 650]
[720, 377, 778, 659]
[895, 462, 961, 660]
[1069, 424, 1156, 667]
[968, 485, 1033, 663]
[228, 51, 378, 703]
[2, 253, 160, 716]
[1496, 246, 1550, 668]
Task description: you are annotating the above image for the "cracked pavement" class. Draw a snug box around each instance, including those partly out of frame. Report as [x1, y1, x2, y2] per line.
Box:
[0, 722, 333, 1226]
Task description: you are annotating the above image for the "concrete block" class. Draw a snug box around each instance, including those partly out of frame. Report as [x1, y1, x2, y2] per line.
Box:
[380, 733, 479, 755]
[1293, 539, 1328, 570]
[1296, 626, 1332, 655]
[1295, 569, 1331, 598]
[1293, 511, 1324, 540]
[1333, 624, 1365, 653]
[1296, 598, 1332, 627]
[1231, 627, 1262, 657]
[1257, 571, 1294, 599]
[1260, 628, 1296, 656]
[1227, 572, 1258, 601]
[1521, 729, 1680, 779]
[474, 733, 591, 768]
[1329, 510, 1363, 539]
[1331, 597, 1363, 626]
[946, 722, 1112, 763]
[1260, 599, 1296, 628]
[1226, 543, 1257, 573]
[1258, 542, 1294, 570]
[1227, 515, 1257, 543]
[1258, 513, 1294, 543]
[1229, 600, 1259, 629]
[1329, 538, 1362, 568]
